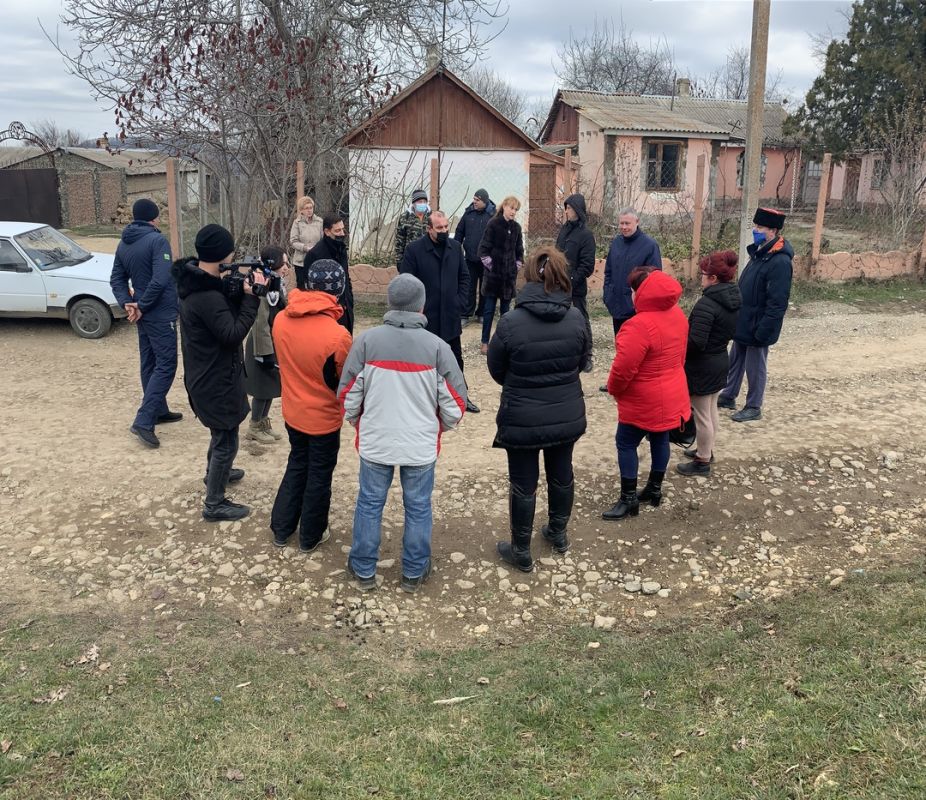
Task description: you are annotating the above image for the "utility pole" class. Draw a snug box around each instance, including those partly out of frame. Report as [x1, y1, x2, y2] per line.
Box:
[739, 0, 771, 265]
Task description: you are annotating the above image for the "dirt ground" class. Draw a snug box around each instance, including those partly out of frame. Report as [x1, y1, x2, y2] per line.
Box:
[2, 265, 925, 647]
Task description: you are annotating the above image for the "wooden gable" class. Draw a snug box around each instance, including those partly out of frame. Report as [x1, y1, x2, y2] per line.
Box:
[540, 97, 579, 145]
[343, 68, 536, 151]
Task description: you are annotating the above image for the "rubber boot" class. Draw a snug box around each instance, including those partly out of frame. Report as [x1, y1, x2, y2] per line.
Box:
[541, 479, 574, 554]
[637, 470, 665, 507]
[602, 477, 639, 520]
[497, 488, 536, 572]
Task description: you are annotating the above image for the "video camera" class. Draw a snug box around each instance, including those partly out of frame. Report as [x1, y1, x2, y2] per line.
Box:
[219, 256, 282, 306]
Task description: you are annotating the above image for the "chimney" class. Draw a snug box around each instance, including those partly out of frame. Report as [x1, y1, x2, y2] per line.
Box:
[676, 77, 691, 97]
[426, 43, 440, 71]
[96, 134, 110, 149]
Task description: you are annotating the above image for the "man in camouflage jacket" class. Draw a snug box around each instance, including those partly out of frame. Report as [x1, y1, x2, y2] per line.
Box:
[394, 188, 431, 267]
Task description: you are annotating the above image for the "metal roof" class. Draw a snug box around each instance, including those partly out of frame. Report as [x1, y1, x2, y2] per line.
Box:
[0, 145, 198, 174]
[554, 90, 790, 143]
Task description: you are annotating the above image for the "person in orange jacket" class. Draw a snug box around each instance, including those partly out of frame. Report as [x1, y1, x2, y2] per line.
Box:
[270, 258, 352, 552]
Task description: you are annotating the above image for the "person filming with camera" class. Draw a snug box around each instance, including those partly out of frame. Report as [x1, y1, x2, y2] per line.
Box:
[171, 223, 267, 522]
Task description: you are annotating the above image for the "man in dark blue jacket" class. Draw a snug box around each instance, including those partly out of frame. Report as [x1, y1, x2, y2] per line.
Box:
[718, 207, 793, 422]
[110, 198, 180, 448]
[453, 189, 495, 324]
[400, 210, 479, 413]
[600, 208, 662, 390]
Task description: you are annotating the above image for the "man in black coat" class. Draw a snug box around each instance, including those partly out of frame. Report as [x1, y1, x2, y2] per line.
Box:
[171, 224, 266, 522]
[399, 210, 479, 413]
[110, 198, 181, 449]
[718, 207, 794, 422]
[301, 214, 354, 333]
[453, 188, 495, 324]
[555, 193, 596, 372]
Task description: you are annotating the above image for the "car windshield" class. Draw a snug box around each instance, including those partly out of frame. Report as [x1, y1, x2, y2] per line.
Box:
[14, 227, 92, 270]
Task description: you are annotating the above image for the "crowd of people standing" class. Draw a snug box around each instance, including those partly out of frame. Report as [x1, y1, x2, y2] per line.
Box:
[110, 192, 793, 590]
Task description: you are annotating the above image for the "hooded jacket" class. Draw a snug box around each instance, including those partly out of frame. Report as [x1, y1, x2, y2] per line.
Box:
[398, 234, 470, 342]
[454, 199, 496, 261]
[555, 194, 596, 298]
[171, 259, 259, 430]
[602, 227, 662, 320]
[477, 214, 524, 302]
[394, 206, 431, 267]
[734, 236, 793, 347]
[273, 290, 353, 436]
[487, 281, 591, 449]
[338, 310, 466, 466]
[110, 221, 178, 322]
[607, 270, 690, 432]
[685, 281, 742, 396]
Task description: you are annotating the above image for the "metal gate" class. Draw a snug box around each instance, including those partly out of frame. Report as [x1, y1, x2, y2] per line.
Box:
[0, 168, 62, 227]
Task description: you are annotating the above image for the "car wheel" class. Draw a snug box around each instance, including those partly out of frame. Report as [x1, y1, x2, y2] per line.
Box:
[69, 298, 113, 339]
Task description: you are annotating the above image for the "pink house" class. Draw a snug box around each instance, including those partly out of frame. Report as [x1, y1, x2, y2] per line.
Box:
[539, 81, 799, 219]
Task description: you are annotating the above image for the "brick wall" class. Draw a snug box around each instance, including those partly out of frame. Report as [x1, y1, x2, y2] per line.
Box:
[61, 172, 96, 227]
[98, 171, 125, 223]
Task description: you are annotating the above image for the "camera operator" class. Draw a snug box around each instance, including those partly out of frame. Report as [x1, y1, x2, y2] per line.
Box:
[171, 224, 267, 522]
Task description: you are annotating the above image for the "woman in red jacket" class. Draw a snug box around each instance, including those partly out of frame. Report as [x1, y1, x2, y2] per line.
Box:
[604, 268, 690, 520]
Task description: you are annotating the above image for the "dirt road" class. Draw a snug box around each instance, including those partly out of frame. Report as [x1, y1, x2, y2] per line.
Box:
[1, 296, 924, 645]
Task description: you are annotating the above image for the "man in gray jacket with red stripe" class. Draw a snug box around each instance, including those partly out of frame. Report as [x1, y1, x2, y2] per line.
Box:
[338, 274, 467, 593]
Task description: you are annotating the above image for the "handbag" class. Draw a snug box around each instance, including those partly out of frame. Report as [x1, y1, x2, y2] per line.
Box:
[668, 410, 696, 447]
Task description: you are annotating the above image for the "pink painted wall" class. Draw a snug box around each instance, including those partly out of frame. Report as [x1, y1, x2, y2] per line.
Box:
[714, 146, 799, 203]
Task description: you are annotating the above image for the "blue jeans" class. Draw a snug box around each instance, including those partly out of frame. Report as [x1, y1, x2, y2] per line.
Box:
[481, 294, 511, 344]
[616, 423, 670, 479]
[349, 458, 436, 579]
[135, 319, 178, 430]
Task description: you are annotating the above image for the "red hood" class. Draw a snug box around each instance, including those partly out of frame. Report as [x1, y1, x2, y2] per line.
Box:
[284, 289, 344, 320]
[634, 270, 683, 312]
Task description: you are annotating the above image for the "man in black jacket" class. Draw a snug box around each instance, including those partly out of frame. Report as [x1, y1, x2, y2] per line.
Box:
[400, 210, 479, 413]
[110, 198, 180, 448]
[555, 193, 596, 372]
[301, 214, 354, 333]
[171, 224, 266, 522]
[453, 188, 495, 324]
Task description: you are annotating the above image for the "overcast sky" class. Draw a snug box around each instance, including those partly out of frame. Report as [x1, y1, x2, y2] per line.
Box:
[1, 0, 850, 142]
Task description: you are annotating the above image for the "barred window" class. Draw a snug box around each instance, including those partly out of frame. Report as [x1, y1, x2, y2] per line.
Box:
[645, 140, 682, 191]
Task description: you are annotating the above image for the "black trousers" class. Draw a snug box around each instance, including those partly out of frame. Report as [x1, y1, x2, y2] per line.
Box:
[271, 426, 341, 547]
[612, 314, 633, 336]
[506, 442, 576, 496]
[205, 427, 240, 506]
[447, 336, 464, 373]
[464, 260, 485, 318]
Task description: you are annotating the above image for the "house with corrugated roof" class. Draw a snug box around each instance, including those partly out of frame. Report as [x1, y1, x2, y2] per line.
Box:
[539, 79, 799, 219]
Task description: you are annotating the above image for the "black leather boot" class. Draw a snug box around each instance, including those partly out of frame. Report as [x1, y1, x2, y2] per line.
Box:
[637, 470, 665, 507]
[602, 477, 639, 520]
[541, 479, 573, 554]
[497, 488, 536, 572]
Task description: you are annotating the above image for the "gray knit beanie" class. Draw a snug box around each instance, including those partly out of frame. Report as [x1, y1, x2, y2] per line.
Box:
[387, 273, 426, 312]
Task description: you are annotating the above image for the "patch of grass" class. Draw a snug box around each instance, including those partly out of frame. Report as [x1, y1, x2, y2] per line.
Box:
[64, 225, 123, 238]
[1, 567, 925, 798]
[789, 277, 926, 310]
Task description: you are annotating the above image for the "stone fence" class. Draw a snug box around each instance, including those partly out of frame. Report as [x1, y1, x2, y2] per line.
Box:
[351, 250, 921, 301]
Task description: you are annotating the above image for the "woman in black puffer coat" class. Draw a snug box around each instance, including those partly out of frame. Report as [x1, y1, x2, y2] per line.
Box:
[487, 246, 592, 573]
[477, 196, 524, 353]
[678, 250, 741, 477]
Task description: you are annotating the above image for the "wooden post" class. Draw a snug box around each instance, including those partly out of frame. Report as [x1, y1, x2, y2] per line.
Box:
[564, 149, 573, 196]
[295, 160, 305, 207]
[165, 158, 181, 258]
[810, 152, 832, 266]
[918, 220, 926, 279]
[430, 157, 440, 210]
[198, 167, 208, 228]
[691, 153, 706, 275]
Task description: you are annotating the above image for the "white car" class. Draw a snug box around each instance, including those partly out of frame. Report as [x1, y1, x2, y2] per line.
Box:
[0, 221, 126, 338]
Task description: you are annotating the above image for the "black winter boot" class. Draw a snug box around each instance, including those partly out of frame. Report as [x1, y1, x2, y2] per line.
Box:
[497, 488, 536, 572]
[602, 477, 639, 520]
[541, 479, 574, 554]
[637, 470, 665, 507]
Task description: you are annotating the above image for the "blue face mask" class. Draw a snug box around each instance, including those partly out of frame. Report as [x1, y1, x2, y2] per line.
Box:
[414, 203, 428, 213]
[752, 230, 767, 246]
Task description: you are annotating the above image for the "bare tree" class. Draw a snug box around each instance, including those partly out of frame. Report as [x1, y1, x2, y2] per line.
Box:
[872, 100, 926, 248]
[49, 0, 506, 244]
[692, 44, 785, 101]
[464, 66, 526, 127]
[30, 119, 85, 147]
[555, 17, 676, 95]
